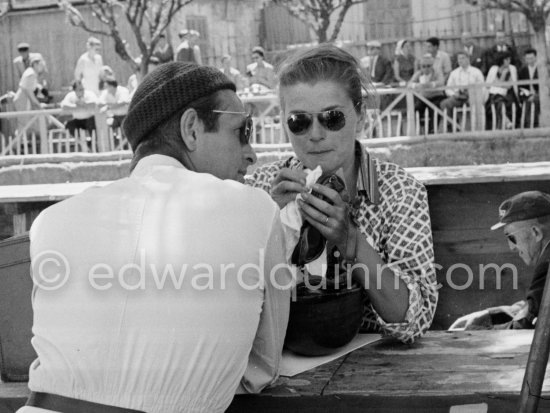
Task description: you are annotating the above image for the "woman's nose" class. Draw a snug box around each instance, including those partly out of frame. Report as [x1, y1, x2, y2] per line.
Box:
[309, 117, 327, 141]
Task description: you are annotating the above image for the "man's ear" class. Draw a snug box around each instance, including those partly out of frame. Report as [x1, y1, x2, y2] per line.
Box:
[532, 224, 544, 243]
[180, 108, 200, 152]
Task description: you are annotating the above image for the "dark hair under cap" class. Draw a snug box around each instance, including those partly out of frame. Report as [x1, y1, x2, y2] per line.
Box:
[122, 62, 235, 151]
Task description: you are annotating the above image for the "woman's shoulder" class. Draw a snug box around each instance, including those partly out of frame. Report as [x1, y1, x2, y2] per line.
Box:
[374, 158, 425, 194]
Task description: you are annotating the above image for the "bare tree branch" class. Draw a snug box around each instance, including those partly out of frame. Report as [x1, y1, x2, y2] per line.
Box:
[273, 0, 369, 43]
[59, 0, 195, 76]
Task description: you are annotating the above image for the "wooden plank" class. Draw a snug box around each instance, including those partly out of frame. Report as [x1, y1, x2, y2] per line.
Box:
[410, 162, 550, 186]
[324, 331, 543, 396]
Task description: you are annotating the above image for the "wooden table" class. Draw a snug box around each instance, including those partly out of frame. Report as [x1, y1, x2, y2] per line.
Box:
[3, 331, 550, 412]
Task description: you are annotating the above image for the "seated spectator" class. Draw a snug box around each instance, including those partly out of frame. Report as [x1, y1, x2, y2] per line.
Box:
[98, 76, 131, 129]
[220, 54, 247, 91]
[485, 51, 519, 130]
[452, 32, 484, 71]
[246, 46, 277, 89]
[425, 37, 452, 80]
[60, 79, 98, 136]
[360, 40, 393, 85]
[409, 53, 445, 133]
[482, 30, 520, 75]
[152, 32, 174, 64]
[393, 39, 416, 85]
[440, 51, 485, 130]
[518, 48, 540, 128]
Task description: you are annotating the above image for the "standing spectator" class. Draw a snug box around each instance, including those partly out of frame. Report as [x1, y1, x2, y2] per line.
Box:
[409, 53, 446, 133]
[152, 33, 174, 64]
[453, 31, 484, 71]
[13, 56, 46, 134]
[518, 48, 540, 127]
[360, 40, 393, 85]
[485, 51, 519, 130]
[220, 54, 246, 91]
[246, 46, 277, 89]
[482, 31, 520, 75]
[98, 77, 131, 129]
[393, 39, 416, 85]
[440, 51, 485, 127]
[13, 42, 47, 88]
[189, 30, 203, 65]
[175, 29, 202, 65]
[60, 79, 98, 137]
[74, 37, 104, 96]
[425, 37, 452, 80]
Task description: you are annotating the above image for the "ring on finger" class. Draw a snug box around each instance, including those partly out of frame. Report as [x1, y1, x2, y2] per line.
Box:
[324, 215, 329, 224]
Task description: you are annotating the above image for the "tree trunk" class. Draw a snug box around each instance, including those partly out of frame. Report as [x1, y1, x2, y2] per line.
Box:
[533, 30, 550, 128]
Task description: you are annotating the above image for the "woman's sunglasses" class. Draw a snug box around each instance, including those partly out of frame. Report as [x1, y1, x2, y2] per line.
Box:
[286, 109, 349, 135]
[212, 110, 253, 145]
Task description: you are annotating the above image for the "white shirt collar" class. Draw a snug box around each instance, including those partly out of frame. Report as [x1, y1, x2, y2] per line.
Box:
[131, 154, 185, 177]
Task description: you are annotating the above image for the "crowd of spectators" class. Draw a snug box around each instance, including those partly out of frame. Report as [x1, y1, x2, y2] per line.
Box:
[359, 31, 541, 131]
[2, 29, 542, 145]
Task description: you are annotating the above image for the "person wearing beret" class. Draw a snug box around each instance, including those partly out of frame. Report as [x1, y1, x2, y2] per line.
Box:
[19, 62, 291, 413]
[450, 191, 550, 331]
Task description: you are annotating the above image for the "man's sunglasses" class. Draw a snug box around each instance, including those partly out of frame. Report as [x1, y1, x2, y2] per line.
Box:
[421, 64, 432, 68]
[212, 110, 253, 145]
[286, 109, 351, 135]
[506, 227, 530, 245]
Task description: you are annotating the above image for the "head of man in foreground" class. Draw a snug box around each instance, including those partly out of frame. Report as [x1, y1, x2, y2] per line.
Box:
[123, 62, 256, 182]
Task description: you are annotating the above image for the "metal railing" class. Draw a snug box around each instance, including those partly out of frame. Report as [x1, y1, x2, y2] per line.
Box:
[0, 80, 546, 156]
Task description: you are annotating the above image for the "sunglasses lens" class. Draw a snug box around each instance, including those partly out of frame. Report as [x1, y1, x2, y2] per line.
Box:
[507, 234, 517, 244]
[240, 116, 253, 145]
[319, 110, 346, 131]
[287, 113, 313, 135]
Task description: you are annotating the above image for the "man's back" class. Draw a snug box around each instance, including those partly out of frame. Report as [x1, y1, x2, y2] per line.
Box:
[25, 155, 290, 413]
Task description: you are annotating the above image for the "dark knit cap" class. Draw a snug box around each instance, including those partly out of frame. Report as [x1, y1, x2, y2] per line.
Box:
[122, 62, 236, 151]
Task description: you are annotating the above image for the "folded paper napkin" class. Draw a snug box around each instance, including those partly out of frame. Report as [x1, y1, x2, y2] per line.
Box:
[280, 166, 327, 276]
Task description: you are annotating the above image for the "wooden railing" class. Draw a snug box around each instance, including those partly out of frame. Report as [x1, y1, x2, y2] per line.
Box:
[0, 80, 546, 156]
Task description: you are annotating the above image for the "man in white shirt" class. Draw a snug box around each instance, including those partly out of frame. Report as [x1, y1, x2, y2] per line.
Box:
[425, 37, 452, 80]
[20, 62, 292, 413]
[74, 37, 104, 96]
[98, 77, 131, 129]
[60, 79, 98, 137]
[440, 51, 485, 126]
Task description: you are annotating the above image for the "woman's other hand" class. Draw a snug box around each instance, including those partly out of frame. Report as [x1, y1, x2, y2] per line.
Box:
[298, 183, 351, 252]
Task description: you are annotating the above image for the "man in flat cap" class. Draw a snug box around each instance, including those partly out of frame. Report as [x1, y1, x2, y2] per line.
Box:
[450, 191, 550, 331]
[20, 62, 292, 413]
[13, 42, 48, 92]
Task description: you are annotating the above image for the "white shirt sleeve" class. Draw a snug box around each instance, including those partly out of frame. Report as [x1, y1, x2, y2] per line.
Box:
[239, 211, 291, 393]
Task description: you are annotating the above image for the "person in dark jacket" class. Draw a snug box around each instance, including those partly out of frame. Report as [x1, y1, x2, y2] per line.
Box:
[450, 191, 550, 330]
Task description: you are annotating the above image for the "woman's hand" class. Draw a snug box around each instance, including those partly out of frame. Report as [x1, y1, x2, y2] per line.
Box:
[297, 183, 351, 253]
[270, 168, 307, 209]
